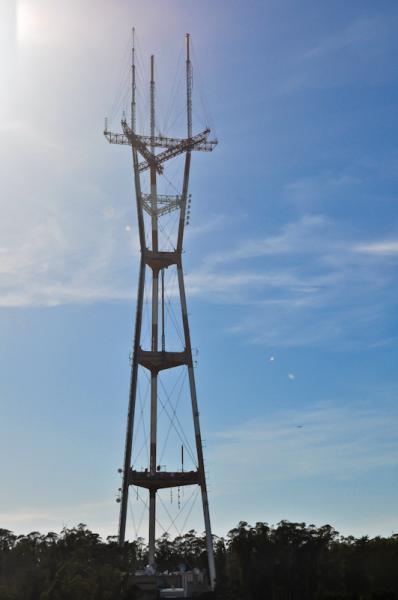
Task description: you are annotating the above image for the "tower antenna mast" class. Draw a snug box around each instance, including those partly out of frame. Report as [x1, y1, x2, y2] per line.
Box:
[104, 32, 218, 590]
[186, 33, 192, 139]
[131, 27, 136, 133]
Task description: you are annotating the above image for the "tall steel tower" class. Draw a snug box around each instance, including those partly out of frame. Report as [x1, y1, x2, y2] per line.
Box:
[104, 33, 217, 588]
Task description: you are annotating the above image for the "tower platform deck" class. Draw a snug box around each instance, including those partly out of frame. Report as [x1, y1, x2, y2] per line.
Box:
[128, 469, 199, 491]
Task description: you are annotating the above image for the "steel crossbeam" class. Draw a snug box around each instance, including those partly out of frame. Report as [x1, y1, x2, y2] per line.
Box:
[137, 129, 211, 172]
[104, 127, 217, 154]
[141, 193, 182, 217]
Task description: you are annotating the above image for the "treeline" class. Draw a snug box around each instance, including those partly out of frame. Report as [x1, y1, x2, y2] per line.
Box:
[1, 521, 398, 599]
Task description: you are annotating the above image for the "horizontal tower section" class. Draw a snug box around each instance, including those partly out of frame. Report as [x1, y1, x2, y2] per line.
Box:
[128, 469, 200, 491]
[144, 250, 179, 273]
[137, 348, 189, 372]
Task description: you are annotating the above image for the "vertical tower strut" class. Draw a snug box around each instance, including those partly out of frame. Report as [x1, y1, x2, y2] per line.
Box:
[148, 53, 158, 567]
[117, 28, 145, 546]
[106, 32, 218, 590]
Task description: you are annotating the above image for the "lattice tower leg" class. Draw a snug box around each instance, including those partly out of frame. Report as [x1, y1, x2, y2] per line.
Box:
[118, 258, 146, 544]
[177, 261, 216, 589]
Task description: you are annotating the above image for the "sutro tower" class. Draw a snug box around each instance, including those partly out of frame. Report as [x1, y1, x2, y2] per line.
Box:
[104, 32, 217, 588]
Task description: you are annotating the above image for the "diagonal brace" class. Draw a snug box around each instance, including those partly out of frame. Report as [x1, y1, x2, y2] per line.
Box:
[121, 119, 163, 174]
[138, 128, 211, 173]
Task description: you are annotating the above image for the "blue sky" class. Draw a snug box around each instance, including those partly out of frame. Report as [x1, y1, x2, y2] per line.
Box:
[0, 0, 398, 540]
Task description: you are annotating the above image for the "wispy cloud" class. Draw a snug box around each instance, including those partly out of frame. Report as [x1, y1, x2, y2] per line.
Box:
[285, 174, 360, 207]
[278, 14, 396, 94]
[354, 241, 398, 256]
[299, 16, 386, 62]
[186, 214, 231, 239]
[205, 215, 329, 264]
[1, 162, 396, 350]
[210, 401, 398, 491]
[185, 214, 398, 347]
[0, 115, 141, 307]
[0, 205, 138, 307]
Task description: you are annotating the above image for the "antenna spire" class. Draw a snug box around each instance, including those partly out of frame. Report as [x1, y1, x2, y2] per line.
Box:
[150, 54, 155, 144]
[186, 33, 192, 138]
[131, 27, 136, 133]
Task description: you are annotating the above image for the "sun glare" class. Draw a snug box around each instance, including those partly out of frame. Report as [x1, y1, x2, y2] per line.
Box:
[17, 2, 44, 44]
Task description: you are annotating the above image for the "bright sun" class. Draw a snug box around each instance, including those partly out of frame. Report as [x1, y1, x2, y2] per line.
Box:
[17, 2, 44, 44]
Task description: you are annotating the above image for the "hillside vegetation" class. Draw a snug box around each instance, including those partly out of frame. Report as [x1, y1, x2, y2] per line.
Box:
[1, 521, 398, 599]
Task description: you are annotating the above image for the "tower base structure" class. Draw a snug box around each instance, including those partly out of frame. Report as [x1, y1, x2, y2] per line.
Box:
[130, 569, 209, 599]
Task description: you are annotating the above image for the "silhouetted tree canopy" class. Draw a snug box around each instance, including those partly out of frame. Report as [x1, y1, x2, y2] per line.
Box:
[0, 521, 397, 599]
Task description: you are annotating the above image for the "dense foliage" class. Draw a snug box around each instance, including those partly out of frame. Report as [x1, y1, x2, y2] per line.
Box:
[0, 521, 398, 599]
